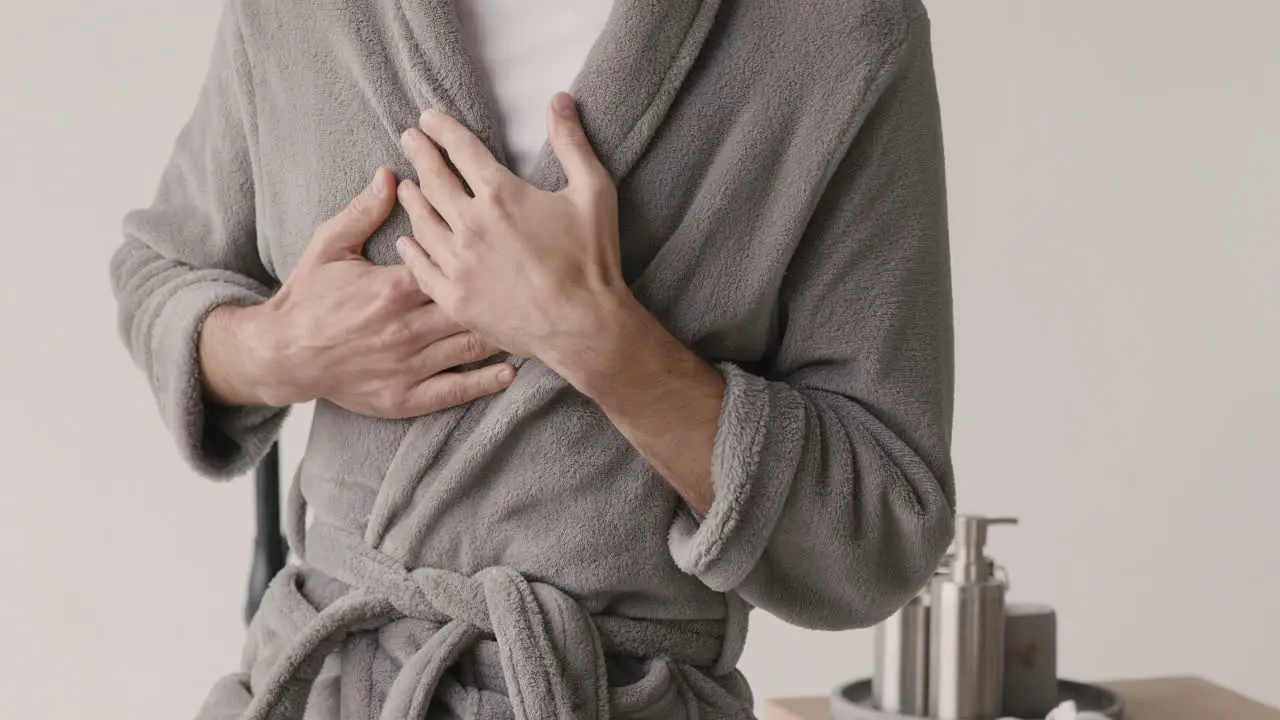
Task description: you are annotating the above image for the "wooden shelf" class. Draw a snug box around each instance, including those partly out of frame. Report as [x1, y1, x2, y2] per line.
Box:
[764, 676, 1280, 720]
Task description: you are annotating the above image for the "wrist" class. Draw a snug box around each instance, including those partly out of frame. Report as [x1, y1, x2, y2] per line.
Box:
[246, 295, 314, 407]
[199, 302, 295, 408]
[545, 288, 714, 409]
[537, 287, 643, 400]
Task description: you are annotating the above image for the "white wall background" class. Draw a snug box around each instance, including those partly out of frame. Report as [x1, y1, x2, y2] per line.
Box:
[1, 1, 1276, 718]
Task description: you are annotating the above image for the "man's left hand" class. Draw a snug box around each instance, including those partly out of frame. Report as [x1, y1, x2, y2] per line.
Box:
[394, 92, 628, 362]
[397, 92, 724, 515]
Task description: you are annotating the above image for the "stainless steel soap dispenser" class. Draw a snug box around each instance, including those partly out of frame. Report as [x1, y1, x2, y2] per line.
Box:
[872, 550, 952, 715]
[928, 515, 1017, 720]
[871, 584, 930, 715]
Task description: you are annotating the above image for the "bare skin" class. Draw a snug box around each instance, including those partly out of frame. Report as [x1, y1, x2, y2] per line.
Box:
[198, 167, 516, 420]
[395, 92, 724, 515]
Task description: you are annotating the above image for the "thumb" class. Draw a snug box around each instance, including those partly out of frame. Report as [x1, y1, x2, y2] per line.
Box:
[546, 92, 608, 191]
[308, 167, 396, 264]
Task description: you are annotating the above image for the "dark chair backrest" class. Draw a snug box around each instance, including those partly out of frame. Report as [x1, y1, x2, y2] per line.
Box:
[245, 442, 287, 624]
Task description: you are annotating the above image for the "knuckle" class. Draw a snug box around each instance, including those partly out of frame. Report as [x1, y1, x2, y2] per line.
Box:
[452, 381, 474, 406]
[452, 210, 482, 239]
[348, 191, 371, 215]
[482, 172, 507, 199]
[460, 332, 486, 360]
[485, 179, 518, 216]
[561, 128, 590, 146]
[375, 389, 408, 419]
[437, 380, 468, 409]
[375, 280, 404, 307]
[389, 269, 420, 297]
[379, 319, 414, 349]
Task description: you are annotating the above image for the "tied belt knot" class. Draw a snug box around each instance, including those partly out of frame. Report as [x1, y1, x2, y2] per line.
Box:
[239, 522, 745, 720]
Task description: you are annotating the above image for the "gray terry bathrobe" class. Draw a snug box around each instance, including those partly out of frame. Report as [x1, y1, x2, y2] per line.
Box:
[109, 0, 956, 717]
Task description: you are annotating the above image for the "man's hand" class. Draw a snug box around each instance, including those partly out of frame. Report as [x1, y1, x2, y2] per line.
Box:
[393, 92, 627, 364]
[391, 95, 724, 515]
[200, 167, 516, 419]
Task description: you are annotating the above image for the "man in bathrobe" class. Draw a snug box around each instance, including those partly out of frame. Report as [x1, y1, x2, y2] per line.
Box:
[111, 0, 957, 717]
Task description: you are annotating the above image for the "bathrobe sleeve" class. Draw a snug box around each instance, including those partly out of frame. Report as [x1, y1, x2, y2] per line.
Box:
[668, 12, 956, 631]
[109, 0, 287, 478]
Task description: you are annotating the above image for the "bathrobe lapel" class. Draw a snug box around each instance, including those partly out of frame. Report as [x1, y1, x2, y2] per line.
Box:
[354, 0, 728, 565]
[392, 0, 723, 191]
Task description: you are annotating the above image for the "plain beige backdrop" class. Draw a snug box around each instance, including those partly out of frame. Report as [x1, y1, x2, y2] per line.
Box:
[1, 1, 1277, 718]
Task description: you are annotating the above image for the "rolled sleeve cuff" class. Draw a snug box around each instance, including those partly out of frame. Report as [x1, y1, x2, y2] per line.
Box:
[150, 277, 288, 478]
[667, 361, 800, 592]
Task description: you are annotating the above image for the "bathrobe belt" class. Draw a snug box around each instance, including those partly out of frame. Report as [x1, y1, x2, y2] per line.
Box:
[237, 521, 744, 719]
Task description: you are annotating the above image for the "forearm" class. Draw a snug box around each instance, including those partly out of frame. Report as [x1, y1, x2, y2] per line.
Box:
[198, 303, 278, 409]
[544, 291, 724, 515]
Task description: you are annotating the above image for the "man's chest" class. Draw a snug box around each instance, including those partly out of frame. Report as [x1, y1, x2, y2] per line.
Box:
[241, 0, 848, 359]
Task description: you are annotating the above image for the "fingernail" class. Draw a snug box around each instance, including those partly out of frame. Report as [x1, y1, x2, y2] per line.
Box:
[400, 128, 415, 146]
[395, 236, 410, 253]
[497, 366, 515, 384]
[370, 169, 386, 197]
[397, 179, 413, 197]
[552, 93, 576, 118]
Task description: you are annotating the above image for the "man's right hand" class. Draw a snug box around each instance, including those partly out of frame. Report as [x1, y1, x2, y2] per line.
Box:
[199, 167, 515, 419]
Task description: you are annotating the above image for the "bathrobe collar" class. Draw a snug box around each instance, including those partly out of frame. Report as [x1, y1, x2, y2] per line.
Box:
[394, 0, 723, 189]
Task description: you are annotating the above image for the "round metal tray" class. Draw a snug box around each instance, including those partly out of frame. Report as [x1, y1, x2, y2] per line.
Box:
[829, 678, 1125, 720]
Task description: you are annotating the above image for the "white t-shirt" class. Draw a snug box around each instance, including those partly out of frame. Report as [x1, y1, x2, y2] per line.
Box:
[454, 0, 614, 180]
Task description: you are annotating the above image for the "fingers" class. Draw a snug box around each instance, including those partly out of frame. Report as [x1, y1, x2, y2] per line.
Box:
[397, 179, 451, 235]
[396, 180, 454, 267]
[376, 264, 430, 302]
[416, 108, 510, 193]
[399, 127, 471, 226]
[396, 234, 451, 302]
[397, 301, 469, 347]
[546, 92, 609, 192]
[400, 361, 516, 417]
[409, 330, 501, 377]
[308, 167, 397, 264]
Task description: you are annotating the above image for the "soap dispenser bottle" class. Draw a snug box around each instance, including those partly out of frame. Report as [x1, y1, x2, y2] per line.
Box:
[928, 515, 1017, 720]
[872, 550, 953, 715]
